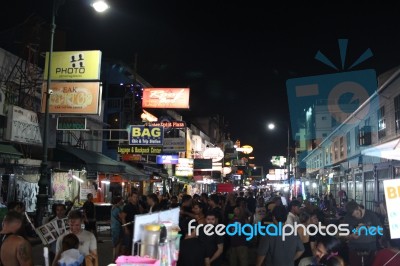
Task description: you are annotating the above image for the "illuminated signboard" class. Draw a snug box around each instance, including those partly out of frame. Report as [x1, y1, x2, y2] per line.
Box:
[44, 50, 102, 80]
[118, 145, 163, 155]
[57, 116, 87, 130]
[142, 88, 190, 109]
[129, 125, 164, 146]
[41, 82, 102, 114]
[175, 158, 194, 177]
[156, 155, 179, 164]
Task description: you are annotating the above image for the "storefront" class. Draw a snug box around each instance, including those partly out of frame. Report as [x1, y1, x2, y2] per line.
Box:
[52, 145, 149, 203]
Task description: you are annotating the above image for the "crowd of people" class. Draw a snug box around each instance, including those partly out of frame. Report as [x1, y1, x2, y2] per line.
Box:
[0, 189, 398, 266]
[172, 189, 398, 266]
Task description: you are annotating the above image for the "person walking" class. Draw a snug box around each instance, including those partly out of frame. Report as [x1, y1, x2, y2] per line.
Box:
[111, 195, 124, 260]
[120, 192, 142, 255]
[82, 193, 98, 242]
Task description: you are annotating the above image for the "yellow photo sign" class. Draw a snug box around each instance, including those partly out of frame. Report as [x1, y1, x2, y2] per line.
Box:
[43, 50, 102, 80]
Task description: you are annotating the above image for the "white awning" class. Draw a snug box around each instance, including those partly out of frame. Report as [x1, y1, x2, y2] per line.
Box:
[361, 138, 400, 160]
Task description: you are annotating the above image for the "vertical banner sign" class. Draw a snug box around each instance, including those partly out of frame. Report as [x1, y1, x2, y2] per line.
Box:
[129, 125, 164, 145]
[44, 50, 102, 80]
[384, 179, 400, 239]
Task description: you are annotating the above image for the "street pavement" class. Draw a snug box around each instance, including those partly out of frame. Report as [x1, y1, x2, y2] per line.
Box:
[32, 227, 114, 266]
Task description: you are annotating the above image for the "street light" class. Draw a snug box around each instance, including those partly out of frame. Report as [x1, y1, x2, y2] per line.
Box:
[37, 0, 109, 225]
[267, 122, 291, 182]
[92, 0, 110, 12]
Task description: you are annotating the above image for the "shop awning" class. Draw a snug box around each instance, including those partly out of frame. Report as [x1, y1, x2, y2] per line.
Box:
[55, 145, 125, 173]
[55, 146, 151, 179]
[119, 162, 149, 181]
[361, 138, 400, 160]
[0, 144, 23, 159]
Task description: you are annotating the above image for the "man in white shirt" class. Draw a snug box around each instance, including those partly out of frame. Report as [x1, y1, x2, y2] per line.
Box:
[285, 200, 301, 225]
[53, 210, 97, 265]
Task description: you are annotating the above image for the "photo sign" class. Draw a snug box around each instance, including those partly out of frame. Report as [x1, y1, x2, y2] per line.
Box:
[43, 50, 102, 80]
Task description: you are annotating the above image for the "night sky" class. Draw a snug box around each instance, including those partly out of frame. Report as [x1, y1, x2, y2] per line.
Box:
[3, 1, 400, 170]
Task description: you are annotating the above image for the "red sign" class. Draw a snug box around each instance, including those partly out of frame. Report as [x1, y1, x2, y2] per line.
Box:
[217, 183, 234, 193]
[122, 154, 142, 161]
[142, 88, 190, 109]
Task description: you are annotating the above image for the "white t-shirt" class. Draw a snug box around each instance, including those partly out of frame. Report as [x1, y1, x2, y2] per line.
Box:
[56, 230, 97, 256]
[285, 212, 300, 225]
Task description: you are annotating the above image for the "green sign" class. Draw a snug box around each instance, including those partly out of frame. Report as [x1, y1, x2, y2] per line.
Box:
[57, 116, 87, 130]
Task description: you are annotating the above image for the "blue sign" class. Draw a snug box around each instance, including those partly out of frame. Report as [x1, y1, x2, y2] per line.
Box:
[156, 155, 179, 164]
[129, 125, 164, 146]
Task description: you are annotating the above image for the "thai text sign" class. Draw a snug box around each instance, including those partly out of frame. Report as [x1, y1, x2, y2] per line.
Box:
[44, 50, 102, 80]
[41, 82, 101, 114]
[142, 88, 190, 109]
[5, 105, 42, 145]
[129, 125, 164, 145]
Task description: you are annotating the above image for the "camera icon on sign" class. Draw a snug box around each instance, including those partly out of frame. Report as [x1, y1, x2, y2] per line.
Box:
[286, 40, 377, 140]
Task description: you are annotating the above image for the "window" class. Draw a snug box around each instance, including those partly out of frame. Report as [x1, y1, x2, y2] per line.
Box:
[325, 147, 329, 165]
[322, 133, 327, 138]
[334, 141, 338, 160]
[346, 132, 351, 154]
[378, 106, 386, 139]
[395, 94, 400, 133]
[359, 126, 372, 146]
[322, 116, 327, 120]
[354, 126, 359, 149]
[340, 137, 344, 158]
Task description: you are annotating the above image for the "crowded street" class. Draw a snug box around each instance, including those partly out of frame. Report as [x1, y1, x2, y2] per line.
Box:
[2, 1, 400, 266]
